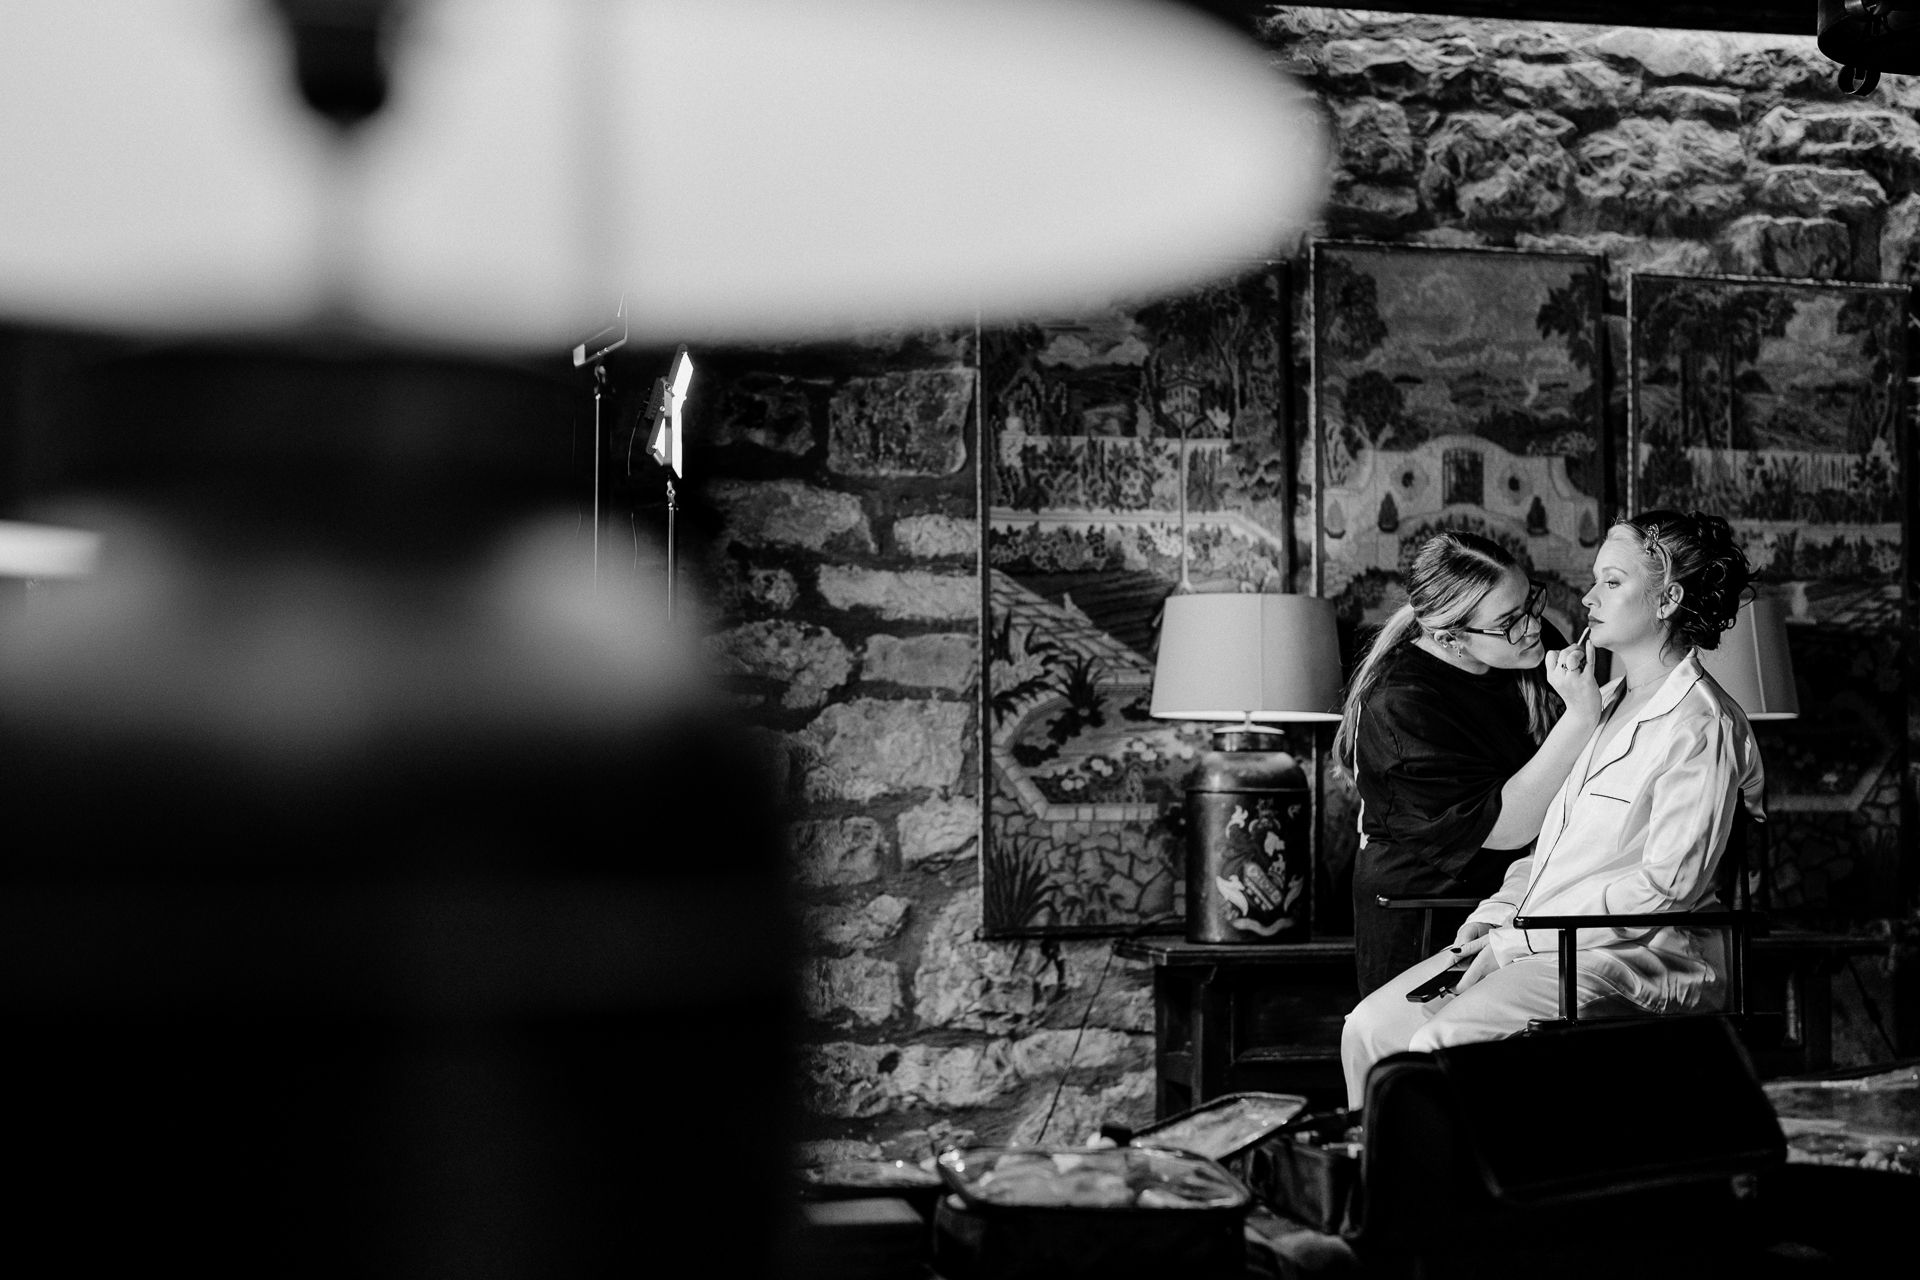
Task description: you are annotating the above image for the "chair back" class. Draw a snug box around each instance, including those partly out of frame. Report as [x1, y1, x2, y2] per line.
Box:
[1714, 804, 1752, 912]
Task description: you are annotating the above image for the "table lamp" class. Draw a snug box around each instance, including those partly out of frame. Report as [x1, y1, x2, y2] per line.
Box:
[1698, 597, 1800, 721]
[1697, 596, 1799, 910]
[1150, 593, 1342, 944]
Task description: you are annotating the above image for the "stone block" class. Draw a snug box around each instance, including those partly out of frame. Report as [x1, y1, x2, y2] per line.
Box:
[1005, 1071, 1155, 1147]
[1332, 100, 1415, 179]
[894, 513, 979, 560]
[802, 1042, 896, 1118]
[1587, 26, 1726, 82]
[1255, 7, 1371, 41]
[1880, 193, 1920, 282]
[1756, 106, 1920, 190]
[1326, 179, 1421, 230]
[1720, 215, 1851, 279]
[891, 1042, 1019, 1110]
[802, 955, 902, 1024]
[1419, 111, 1575, 228]
[795, 699, 969, 802]
[899, 795, 982, 868]
[863, 634, 978, 693]
[710, 479, 874, 554]
[804, 894, 912, 953]
[1717, 35, 1834, 93]
[1494, 59, 1635, 120]
[802, 1039, 1020, 1116]
[1319, 36, 1479, 101]
[817, 567, 979, 621]
[1752, 165, 1886, 220]
[791, 816, 888, 886]
[717, 563, 800, 614]
[706, 620, 853, 709]
[1573, 118, 1746, 229]
[1643, 85, 1741, 127]
[1486, 27, 1576, 61]
[914, 887, 1064, 1032]
[708, 373, 818, 457]
[828, 369, 974, 477]
[796, 1139, 885, 1164]
[1058, 944, 1157, 1031]
[1009, 1029, 1144, 1079]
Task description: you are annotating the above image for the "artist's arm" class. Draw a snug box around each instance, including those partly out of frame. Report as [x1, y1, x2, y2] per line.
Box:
[1482, 633, 1602, 849]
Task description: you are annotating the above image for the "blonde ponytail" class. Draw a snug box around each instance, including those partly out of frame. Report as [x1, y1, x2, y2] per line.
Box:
[1333, 603, 1422, 774]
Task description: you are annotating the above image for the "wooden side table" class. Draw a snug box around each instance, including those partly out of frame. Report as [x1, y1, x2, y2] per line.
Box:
[1119, 930, 1890, 1120]
[1115, 936, 1359, 1118]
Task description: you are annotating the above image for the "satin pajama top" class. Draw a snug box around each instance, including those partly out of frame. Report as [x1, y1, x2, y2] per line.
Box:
[1466, 650, 1765, 1012]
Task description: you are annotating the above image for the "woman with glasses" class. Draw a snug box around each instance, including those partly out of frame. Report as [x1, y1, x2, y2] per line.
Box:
[1335, 531, 1602, 995]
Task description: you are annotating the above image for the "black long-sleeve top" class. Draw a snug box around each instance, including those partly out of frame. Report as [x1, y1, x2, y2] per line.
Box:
[1352, 641, 1546, 897]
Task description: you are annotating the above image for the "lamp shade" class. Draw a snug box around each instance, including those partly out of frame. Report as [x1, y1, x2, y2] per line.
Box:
[0, 521, 100, 579]
[1150, 593, 1342, 723]
[1697, 597, 1799, 720]
[0, 0, 1327, 348]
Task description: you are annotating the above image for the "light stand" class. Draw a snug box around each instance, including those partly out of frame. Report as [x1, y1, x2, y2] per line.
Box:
[644, 345, 694, 620]
[572, 306, 630, 591]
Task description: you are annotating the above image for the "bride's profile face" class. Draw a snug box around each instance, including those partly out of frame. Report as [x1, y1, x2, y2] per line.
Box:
[1581, 527, 1669, 652]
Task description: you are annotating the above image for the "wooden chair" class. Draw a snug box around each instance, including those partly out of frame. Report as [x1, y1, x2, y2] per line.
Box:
[1379, 813, 1783, 1047]
[1511, 810, 1783, 1045]
[1372, 894, 1479, 956]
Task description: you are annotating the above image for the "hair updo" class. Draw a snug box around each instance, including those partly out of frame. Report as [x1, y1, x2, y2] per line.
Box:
[1612, 510, 1753, 651]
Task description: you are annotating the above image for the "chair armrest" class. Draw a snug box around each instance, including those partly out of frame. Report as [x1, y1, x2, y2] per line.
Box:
[1375, 896, 1481, 910]
[1511, 911, 1750, 929]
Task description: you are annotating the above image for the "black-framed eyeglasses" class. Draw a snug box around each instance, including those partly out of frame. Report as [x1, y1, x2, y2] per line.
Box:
[1455, 580, 1548, 645]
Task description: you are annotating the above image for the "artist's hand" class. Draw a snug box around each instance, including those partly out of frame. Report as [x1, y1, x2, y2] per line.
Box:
[1545, 629, 1601, 724]
[1449, 932, 1499, 994]
[1450, 919, 1491, 951]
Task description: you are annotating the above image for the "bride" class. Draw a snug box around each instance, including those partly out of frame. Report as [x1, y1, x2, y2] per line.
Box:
[1340, 510, 1766, 1108]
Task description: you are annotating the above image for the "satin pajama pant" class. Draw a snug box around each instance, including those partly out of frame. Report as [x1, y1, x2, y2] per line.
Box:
[1340, 946, 1648, 1109]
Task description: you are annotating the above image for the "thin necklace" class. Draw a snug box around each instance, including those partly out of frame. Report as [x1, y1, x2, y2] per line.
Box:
[1622, 664, 1676, 694]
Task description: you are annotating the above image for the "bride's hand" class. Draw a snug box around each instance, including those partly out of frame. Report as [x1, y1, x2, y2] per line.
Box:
[1450, 920, 1490, 951]
[1452, 936, 1500, 994]
[1545, 628, 1601, 723]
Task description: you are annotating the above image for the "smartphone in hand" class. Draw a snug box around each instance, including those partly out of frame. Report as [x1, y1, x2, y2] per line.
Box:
[1405, 958, 1471, 1003]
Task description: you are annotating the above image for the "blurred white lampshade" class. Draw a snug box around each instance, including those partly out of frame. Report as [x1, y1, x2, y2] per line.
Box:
[0, 0, 1327, 348]
[0, 521, 101, 579]
[1150, 593, 1343, 723]
[1698, 597, 1799, 721]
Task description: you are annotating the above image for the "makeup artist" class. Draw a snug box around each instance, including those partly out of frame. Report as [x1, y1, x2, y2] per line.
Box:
[1334, 531, 1602, 995]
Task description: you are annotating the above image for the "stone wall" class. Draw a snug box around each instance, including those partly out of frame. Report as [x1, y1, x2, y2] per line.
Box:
[688, 331, 1160, 1158]
[694, 7, 1918, 1154]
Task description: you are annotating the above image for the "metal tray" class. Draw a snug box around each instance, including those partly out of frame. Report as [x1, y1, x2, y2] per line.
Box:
[1130, 1091, 1312, 1162]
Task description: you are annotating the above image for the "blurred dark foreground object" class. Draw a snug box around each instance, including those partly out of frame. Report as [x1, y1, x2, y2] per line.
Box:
[1354, 1017, 1916, 1277]
[787, 1198, 927, 1280]
[0, 343, 791, 1277]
